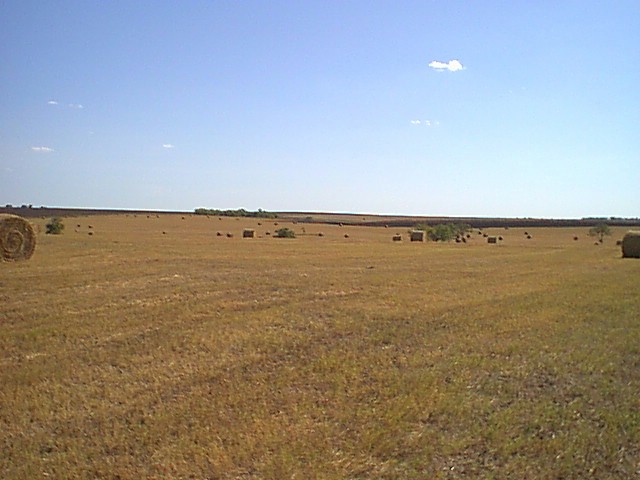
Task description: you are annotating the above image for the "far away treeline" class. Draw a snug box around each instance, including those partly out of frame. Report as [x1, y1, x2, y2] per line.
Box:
[193, 208, 278, 219]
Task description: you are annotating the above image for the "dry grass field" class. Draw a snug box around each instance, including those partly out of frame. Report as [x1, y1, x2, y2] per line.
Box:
[1, 214, 639, 479]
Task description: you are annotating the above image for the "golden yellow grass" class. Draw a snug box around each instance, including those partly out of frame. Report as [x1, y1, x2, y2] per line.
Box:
[1, 214, 639, 479]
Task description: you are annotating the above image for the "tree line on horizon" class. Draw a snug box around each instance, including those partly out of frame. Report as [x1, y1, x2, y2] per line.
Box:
[193, 208, 278, 219]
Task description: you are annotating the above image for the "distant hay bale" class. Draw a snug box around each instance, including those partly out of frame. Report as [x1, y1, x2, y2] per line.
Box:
[344, 234, 350, 238]
[226, 233, 233, 238]
[483, 233, 488, 238]
[0, 214, 36, 262]
[216, 231, 223, 236]
[524, 231, 529, 236]
[487, 236, 497, 244]
[243, 229, 255, 238]
[574, 236, 579, 241]
[265, 231, 271, 236]
[392, 234, 402, 242]
[498, 236, 503, 241]
[616, 239, 622, 246]
[622, 231, 640, 258]
[318, 232, 324, 237]
[526, 235, 532, 239]
[410, 230, 425, 242]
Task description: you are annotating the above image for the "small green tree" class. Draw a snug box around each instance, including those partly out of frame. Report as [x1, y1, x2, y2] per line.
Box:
[46, 217, 64, 234]
[427, 224, 456, 242]
[275, 227, 296, 238]
[589, 223, 611, 242]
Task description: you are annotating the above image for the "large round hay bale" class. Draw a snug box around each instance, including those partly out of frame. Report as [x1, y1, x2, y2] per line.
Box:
[0, 214, 36, 261]
[622, 231, 640, 258]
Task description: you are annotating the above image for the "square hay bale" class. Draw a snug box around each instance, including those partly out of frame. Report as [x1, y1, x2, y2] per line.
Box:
[410, 230, 425, 242]
[243, 229, 255, 238]
[392, 234, 402, 242]
[622, 231, 640, 258]
[487, 236, 497, 244]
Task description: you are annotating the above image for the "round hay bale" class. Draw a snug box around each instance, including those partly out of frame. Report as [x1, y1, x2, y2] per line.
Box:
[574, 236, 579, 241]
[216, 231, 223, 236]
[344, 233, 349, 238]
[0, 214, 36, 261]
[622, 231, 640, 258]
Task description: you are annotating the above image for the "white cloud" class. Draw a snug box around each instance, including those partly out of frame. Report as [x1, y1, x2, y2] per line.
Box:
[68, 103, 84, 109]
[47, 100, 59, 105]
[31, 146, 54, 153]
[428, 59, 465, 72]
[410, 120, 436, 127]
[162, 144, 175, 149]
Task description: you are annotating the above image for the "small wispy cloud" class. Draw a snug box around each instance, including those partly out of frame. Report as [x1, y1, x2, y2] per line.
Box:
[68, 103, 84, 109]
[162, 144, 175, 149]
[428, 59, 464, 72]
[410, 120, 438, 127]
[31, 146, 55, 153]
[47, 100, 59, 105]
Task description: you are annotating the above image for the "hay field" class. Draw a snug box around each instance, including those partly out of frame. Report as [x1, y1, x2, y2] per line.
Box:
[1, 214, 639, 479]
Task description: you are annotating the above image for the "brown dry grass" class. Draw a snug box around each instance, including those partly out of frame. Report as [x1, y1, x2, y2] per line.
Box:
[1, 214, 639, 479]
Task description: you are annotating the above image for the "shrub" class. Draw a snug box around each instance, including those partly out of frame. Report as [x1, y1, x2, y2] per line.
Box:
[275, 227, 296, 238]
[413, 223, 469, 242]
[46, 217, 64, 234]
[589, 223, 611, 242]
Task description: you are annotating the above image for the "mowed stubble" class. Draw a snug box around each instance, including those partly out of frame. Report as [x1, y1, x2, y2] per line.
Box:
[1, 214, 639, 479]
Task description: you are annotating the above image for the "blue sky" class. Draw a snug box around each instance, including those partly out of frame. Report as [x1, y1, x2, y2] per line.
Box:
[1, 1, 638, 218]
